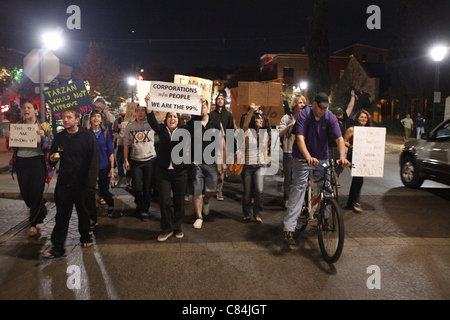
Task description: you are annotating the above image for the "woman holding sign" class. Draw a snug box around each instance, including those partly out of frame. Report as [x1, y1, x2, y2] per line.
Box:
[343, 109, 371, 213]
[4, 101, 51, 236]
[145, 93, 189, 241]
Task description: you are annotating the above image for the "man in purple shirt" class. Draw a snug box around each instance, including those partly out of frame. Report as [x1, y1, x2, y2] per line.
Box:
[283, 92, 350, 246]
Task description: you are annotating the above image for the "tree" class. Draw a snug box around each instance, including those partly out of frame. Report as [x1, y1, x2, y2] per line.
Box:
[387, 0, 450, 117]
[306, 0, 331, 101]
[75, 43, 127, 111]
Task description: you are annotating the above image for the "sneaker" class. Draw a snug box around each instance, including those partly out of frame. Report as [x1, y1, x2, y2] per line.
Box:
[157, 232, 173, 242]
[216, 195, 224, 201]
[175, 231, 184, 239]
[193, 218, 203, 229]
[353, 203, 363, 213]
[202, 201, 210, 216]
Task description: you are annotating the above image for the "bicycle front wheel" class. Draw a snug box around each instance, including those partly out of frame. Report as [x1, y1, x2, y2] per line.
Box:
[317, 198, 344, 263]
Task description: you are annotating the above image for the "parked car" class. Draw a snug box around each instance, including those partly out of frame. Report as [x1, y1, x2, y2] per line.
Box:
[399, 118, 450, 188]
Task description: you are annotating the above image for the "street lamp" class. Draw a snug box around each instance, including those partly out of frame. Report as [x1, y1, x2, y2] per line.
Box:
[39, 32, 62, 122]
[430, 45, 448, 128]
[128, 77, 136, 102]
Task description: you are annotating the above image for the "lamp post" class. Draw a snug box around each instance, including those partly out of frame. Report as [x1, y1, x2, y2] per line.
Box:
[128, 77, 136, 102]
[40, 32, 62, 122]
[430, 45, 447, 129]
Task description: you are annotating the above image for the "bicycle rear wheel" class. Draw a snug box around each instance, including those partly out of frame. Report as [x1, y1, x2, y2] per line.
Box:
[317, 198, 344, 263]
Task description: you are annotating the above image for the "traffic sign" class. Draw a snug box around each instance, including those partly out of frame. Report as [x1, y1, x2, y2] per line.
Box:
[23, 48, 60, 84]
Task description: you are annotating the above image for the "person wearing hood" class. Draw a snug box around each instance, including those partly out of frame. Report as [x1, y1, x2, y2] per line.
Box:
[210, 93, 235, 201]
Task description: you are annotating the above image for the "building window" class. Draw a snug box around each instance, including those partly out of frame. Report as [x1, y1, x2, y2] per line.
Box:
[361, 54, 367, 61]
[283, 67, 294, 78]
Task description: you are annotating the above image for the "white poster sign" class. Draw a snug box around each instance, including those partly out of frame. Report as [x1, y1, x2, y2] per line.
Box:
[149, 81, 202, 115]
[351, 126, 386, 177]
[8, 124, 39, 148]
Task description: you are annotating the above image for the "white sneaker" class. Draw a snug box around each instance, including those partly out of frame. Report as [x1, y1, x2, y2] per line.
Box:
[157, 232, 173, 242]
[193, 218, 203, 229]
[202, 202, 210, 215]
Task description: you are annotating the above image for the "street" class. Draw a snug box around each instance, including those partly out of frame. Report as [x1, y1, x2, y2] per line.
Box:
[0, 143, 449, 301]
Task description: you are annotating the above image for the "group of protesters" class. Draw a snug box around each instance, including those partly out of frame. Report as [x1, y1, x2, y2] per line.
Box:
[4, 87, 370, 258]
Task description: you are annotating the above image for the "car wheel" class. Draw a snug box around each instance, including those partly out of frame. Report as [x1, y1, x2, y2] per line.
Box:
[400, 156, 423, 188]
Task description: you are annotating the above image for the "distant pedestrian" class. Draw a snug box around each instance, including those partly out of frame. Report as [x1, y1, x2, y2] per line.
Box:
[43, 107, 99, 259]
[401, 114, 414, 141]
[4, 101, 51, 237]
[416, 113, 425, 139]
[5, 100, 21, 123]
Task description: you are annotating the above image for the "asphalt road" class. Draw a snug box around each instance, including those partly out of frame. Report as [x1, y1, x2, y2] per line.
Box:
[0, 143, 449, 302]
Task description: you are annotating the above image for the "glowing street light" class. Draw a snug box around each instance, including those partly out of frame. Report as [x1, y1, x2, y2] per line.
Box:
[39, 32, 62, 122]
[300, 81, 308, 90]
[430, 45, 448, 128]
[128, 77, 136, 102]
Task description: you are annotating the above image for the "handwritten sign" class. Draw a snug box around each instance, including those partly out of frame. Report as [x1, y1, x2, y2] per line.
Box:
[8, 124, 38, 148]
[136, 80, 202, 115]
[44, 80, 93, 120]
[174, 74, 213, 103]
[351, 126, 386, 177]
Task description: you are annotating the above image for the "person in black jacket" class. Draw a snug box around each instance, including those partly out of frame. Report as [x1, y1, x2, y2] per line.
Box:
[185, 98, 227, 229]
[145, 94, 190, 241]
[210, 93, 235, 201]
[43, 107, 99, 259]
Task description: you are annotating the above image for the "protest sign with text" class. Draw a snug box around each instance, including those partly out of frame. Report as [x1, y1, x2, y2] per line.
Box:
[136, 80, 202, 115]
[44, 80, 93, 120]
[351, 126, 386, 177]
[8, 124, 38, 148]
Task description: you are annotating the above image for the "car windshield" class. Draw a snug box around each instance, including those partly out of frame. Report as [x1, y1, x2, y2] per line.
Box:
[435, 122, 450, 141]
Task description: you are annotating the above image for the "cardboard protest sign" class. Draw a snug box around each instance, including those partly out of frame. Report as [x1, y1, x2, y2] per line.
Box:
[351, 126, 386, 177]
[237, 81, 282, 107]
[230, 87, 284, 127]
[136, 80, 202, 115]
[8, 124, 38, 148]
[124, 102, 138, 122]
[174, 74, 213, 102]
[44, 80, 93, 120]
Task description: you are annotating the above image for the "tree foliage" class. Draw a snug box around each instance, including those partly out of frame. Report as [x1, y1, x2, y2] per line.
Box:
[306, 0, 331, 101]
[76, 43, 127, 111]
[387, 0, 450, 116]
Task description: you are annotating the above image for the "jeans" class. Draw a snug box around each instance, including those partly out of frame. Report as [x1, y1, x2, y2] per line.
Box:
[241, 164, 264, 218]
[130, 158, 155, 211]
[282, 154, 293, 201]
[416, 126, 424, 139]
[283, 158, 325, 232]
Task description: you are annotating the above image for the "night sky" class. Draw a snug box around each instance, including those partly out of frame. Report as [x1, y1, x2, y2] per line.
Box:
[1, 0, 395, 74]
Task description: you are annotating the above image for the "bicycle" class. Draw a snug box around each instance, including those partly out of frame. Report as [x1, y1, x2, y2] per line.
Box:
[295, 159, 344, 263]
